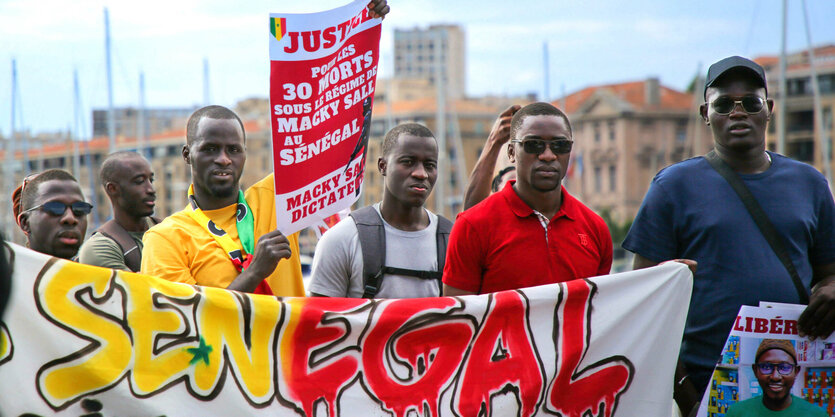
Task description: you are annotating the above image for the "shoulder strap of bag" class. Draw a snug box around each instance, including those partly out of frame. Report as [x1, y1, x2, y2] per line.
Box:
[96, 220, 141, 273]
[704, 150, 809, 303]
[350, 207, 387, 298]
[435, 215, 453, 296]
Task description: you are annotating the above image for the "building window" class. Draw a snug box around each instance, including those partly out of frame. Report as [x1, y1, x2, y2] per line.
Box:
[593, 122, 600, 142]
[609, 165, 616, 192]
[594, 166, 602, 192]
[474, 121, 483, 137]
[608, 121, 615, 141]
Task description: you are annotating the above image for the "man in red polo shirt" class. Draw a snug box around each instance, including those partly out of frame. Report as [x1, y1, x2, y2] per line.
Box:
[443, 102, 612, 295]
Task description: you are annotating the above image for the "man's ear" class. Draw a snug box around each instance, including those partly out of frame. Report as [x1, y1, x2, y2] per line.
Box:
[507, 142, 516, 163]
[18, 213, 30, 236]
[104, 181, 119, 197]
[699, 104, 709, 125]
[182, 145, 191, 164]
[766, 98, 775, 121]
[378, 156, 387, 176]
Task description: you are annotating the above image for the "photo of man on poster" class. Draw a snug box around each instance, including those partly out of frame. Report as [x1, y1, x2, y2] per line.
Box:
[726, 339, 827, 416]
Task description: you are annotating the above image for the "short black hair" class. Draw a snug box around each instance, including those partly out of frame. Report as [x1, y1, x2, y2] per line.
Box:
[186, 105, 245, 146]
[100, 151, 146, 185]
[382, 122, 435, 157]
[491, 166, 516, 192]
[510, 102, 573, 140]
[20, 170, 79, 211]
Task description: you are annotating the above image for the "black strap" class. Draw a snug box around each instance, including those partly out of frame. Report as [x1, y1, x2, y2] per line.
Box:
[350, 206, 451, 298]
[94, 216, 160, 273]
[704, 150, 810, 304]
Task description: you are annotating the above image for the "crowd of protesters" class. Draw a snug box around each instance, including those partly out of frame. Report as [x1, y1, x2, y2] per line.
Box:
[1, 2, 834, 413]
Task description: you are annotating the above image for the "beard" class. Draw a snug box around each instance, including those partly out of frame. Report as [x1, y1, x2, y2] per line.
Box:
[206, 181, 239, 198]
[207, 182, 239, 199]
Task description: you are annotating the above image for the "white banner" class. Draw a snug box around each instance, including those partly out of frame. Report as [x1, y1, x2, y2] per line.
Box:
[0, 243, 692, 416]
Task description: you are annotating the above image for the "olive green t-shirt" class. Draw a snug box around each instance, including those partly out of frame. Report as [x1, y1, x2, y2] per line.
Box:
[77, 229, 145, 271]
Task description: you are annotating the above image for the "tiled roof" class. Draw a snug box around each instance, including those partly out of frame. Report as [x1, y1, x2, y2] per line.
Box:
[1, 121, 259, 159]
[372, 97, 512, 116]
[553, 80, 694, 114]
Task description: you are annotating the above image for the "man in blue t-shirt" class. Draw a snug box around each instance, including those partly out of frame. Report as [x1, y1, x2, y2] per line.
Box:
[623, 56, 835, 414]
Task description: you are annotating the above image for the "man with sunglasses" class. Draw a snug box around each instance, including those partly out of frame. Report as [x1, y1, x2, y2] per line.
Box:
[726, 339, 825, 416]
[624, 56, 835, 412]
[443, 102, 612, 296]
[78, 152, 157, 272]
[17, 169, 91, 260]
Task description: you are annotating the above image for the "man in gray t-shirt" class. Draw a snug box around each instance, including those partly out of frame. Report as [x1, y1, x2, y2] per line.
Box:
[310, 123, 445, 298]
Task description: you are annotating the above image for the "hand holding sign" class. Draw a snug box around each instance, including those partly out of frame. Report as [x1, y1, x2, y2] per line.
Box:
[367, 0, 389, 19]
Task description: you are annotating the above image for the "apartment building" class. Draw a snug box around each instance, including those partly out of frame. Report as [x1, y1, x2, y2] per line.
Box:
[557, 78, 712, 224]
[394, 25, 466, 99]
[757, 45, 835, 172]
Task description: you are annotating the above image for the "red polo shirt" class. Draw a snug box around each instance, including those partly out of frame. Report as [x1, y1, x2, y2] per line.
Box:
[443, 182, 612, 294]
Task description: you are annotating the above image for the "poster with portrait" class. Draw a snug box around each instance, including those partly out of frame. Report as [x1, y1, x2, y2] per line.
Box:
[268, 0, 381, 235]
[698, 304, 835, 416]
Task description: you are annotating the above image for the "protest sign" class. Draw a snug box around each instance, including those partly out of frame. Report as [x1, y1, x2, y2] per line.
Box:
[0, 243, 692, 416]
[269, 0, 381, 235]
[698, 304, 835, 416]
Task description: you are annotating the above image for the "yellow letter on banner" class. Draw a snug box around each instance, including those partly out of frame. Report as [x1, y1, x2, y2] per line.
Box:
[191, 286, 282, 404]
[36, 260, 132, 409]
[122, 272, 198, 394]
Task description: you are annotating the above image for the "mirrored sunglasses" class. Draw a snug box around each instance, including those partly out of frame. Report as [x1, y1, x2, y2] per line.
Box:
[512, 139, 573, 155]
[24, 201, 94, 217]
[710, 96, 766, 115]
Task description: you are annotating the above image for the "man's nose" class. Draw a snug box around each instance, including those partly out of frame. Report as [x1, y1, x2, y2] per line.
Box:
[60, 207, 80, 225]
[412, 163, 428, 179]
[728, 101, 747, 118]
[215, 150, 232, 165]
[539, 145, 558, 161]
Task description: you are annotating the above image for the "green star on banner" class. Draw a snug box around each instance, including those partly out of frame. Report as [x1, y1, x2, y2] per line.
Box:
[186, 337, 212, 366]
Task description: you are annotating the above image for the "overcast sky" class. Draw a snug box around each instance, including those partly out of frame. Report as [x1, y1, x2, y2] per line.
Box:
[1, 0, 834, 137]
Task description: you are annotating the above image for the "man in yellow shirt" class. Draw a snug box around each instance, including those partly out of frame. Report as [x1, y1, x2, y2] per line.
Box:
[141, 105, 304, 296]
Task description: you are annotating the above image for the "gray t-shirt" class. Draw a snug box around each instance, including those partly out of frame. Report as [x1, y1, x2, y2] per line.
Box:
[309, 204, 440, 298]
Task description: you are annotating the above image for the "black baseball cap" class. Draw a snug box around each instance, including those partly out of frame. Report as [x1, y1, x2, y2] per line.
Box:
[704, 56, 767, 99]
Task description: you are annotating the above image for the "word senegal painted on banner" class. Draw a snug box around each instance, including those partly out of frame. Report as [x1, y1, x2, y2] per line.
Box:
[0, 244, 691, 415]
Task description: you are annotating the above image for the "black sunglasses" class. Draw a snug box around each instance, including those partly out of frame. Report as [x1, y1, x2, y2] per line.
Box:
[710, 96, 766, 115]
[512, 139, 573, 155]
[755, 362, 795, 375]
[24, 201, 94, 217]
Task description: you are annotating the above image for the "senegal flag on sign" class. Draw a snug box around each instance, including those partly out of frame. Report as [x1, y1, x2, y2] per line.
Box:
[270, 17, 287, 41]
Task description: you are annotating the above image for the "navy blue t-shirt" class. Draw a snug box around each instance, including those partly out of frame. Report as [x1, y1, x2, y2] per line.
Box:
[623, 152, 835, 392]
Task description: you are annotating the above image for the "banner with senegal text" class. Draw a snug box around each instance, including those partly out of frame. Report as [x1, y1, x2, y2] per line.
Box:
[269, 0, 380, 235]
[0, 243, 692, 416]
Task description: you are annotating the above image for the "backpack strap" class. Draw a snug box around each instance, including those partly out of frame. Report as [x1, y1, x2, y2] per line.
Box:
[96, 220, 141, 272]
[435, 215, 453, 296]
[349, 207, 387, 298]
[704, 150, 809, 303]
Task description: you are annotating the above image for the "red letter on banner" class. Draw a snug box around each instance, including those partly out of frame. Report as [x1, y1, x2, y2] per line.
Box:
[361, 298, 475, 417]
[455, 291, 544, 417]
[280, 298, 368, 417]
[547, 279, 634, 417]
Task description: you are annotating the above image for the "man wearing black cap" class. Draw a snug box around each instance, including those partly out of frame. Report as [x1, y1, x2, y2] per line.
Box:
[623, 56, 835, 413]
